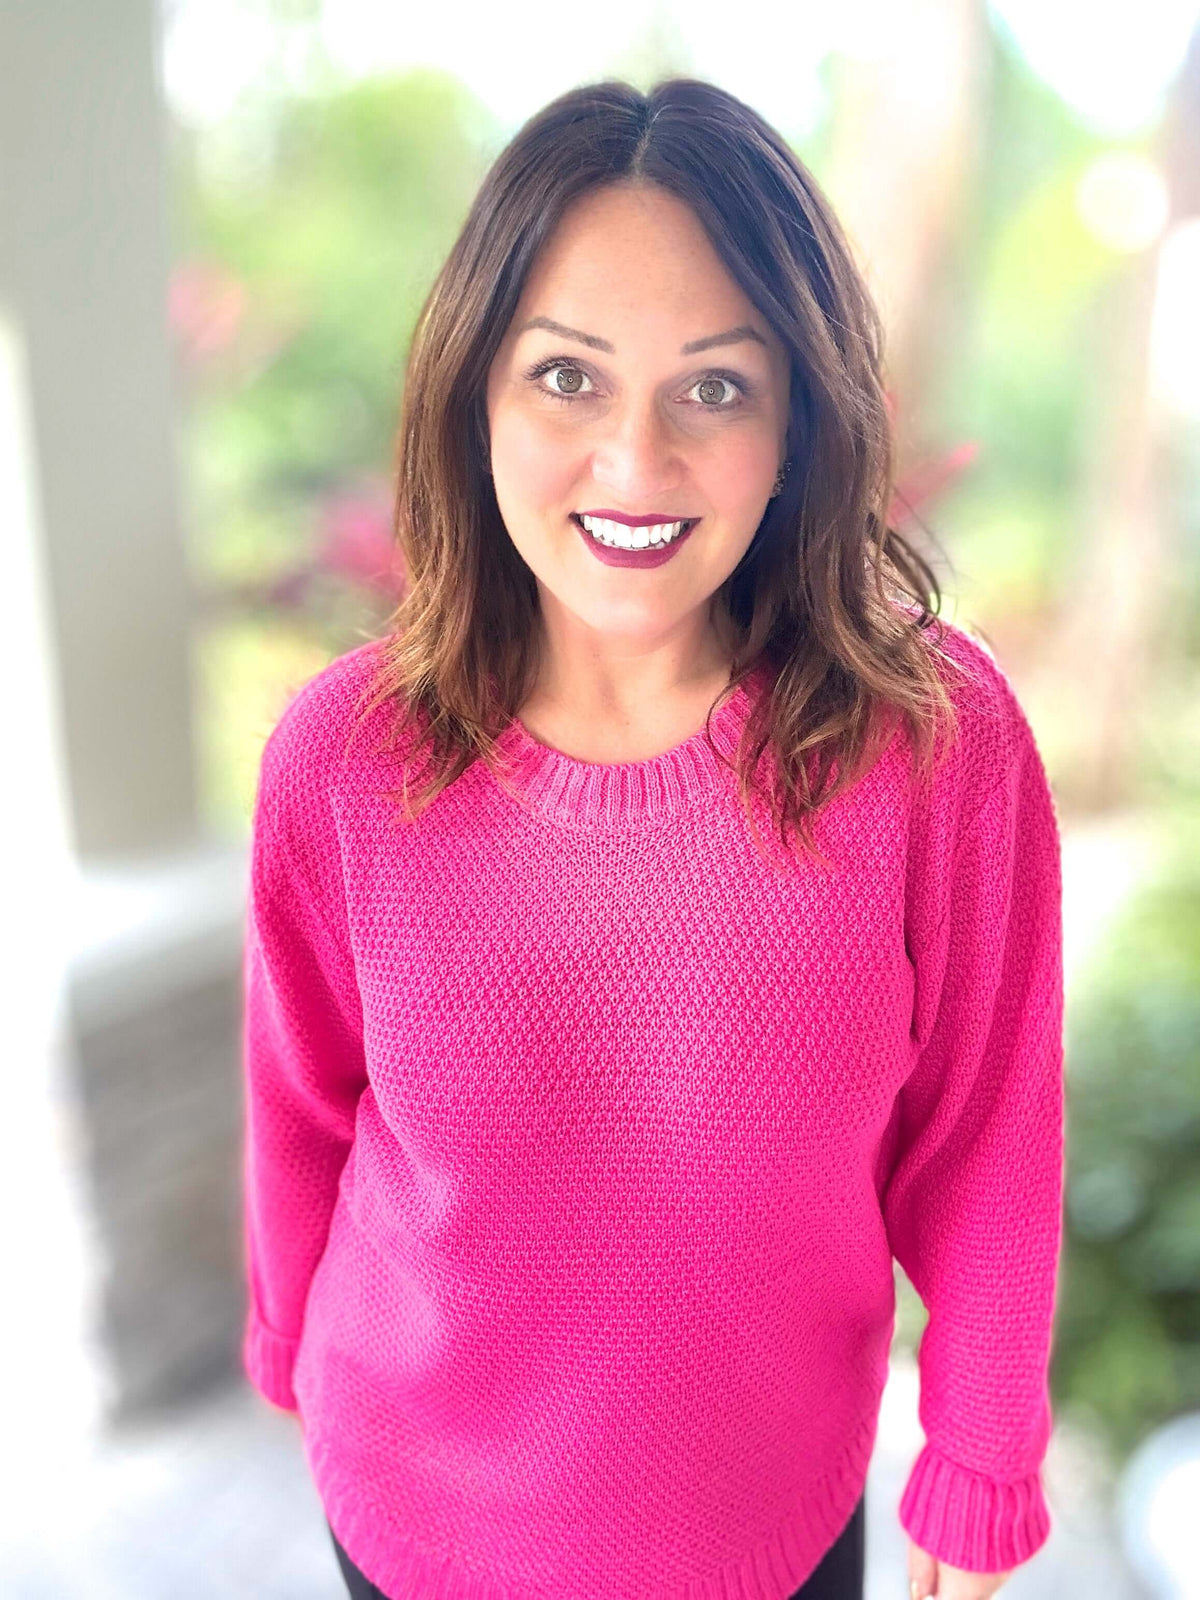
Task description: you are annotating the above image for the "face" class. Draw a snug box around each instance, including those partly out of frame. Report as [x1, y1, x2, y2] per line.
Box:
[484, 181, 791, 678]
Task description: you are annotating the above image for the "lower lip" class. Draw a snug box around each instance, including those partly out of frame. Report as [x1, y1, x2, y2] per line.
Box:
[572, 515, 699, 568]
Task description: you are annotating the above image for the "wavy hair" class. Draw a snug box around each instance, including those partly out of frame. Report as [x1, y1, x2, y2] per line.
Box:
[348, 75, 969, 870]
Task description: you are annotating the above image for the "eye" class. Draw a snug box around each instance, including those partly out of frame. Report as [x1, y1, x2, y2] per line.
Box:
[687, 374, 743, 408]
[522, 357, 749, 410]
[526, 360, 596, 403]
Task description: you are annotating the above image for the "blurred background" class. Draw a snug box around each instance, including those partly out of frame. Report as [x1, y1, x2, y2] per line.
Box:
[2, 0, 1198, 1595]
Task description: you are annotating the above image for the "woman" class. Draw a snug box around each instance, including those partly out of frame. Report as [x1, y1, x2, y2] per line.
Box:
[240, 77, 1063, 1600]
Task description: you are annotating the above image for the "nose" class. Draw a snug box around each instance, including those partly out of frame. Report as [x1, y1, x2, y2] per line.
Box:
[590, 395, 686, 506]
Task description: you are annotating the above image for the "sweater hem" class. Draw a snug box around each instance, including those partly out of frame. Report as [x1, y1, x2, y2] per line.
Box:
[307, 1407, 878, 1600]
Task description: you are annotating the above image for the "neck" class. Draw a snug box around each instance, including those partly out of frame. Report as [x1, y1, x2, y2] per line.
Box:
[525, 602, 741, 722]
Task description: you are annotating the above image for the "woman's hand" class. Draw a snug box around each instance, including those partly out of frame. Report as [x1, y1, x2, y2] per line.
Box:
[909, 1540, 1015, 1599]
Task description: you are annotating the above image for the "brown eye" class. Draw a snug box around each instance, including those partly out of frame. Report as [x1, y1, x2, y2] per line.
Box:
[553, 367, 585, 395]
[525, 362, 594, 404]
[695, 376, 737, 406]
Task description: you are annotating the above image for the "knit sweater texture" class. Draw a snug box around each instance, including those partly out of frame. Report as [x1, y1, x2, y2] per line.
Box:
[240, 617, 1065, 1600]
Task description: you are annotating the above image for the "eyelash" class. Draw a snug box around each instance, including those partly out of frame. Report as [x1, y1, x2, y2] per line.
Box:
[522, 356, 751, 411]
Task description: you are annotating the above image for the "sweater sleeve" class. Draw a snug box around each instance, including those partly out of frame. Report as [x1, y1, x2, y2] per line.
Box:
[239, 722, 369, 1414]
[883, 716, 1065, 1573]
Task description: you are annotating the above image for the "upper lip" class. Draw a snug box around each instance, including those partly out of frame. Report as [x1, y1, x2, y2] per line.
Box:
[576, 509, 697, 527]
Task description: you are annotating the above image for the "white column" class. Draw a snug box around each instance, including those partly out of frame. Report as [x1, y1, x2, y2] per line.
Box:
[0, 0, 198, 858]
[0, 1, 243, 1500]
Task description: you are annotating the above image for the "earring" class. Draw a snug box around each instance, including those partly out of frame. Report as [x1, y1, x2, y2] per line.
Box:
[770, 458, 791, 499]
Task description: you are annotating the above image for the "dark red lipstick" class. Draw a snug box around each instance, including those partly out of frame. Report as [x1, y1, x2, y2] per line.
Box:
[571, 513, 700, 569]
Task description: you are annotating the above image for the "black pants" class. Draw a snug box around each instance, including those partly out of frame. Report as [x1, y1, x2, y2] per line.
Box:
[328, 1491, 865, 1600]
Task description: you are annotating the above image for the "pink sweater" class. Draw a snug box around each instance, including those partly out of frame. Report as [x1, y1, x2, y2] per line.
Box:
[240, 619, 1065, 1599]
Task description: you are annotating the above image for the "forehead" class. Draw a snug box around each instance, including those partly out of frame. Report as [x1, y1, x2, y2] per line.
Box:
[513, 183, 767, 342]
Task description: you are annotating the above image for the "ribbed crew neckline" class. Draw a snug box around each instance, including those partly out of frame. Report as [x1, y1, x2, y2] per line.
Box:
[490, 660, 775, 829]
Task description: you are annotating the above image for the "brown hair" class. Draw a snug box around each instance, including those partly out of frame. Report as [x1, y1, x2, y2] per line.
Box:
[349, 75, 968, 871]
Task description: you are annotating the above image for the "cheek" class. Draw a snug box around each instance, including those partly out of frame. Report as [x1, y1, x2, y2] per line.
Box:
[702, 431, 780, 507]
[491, 406, 575, 506]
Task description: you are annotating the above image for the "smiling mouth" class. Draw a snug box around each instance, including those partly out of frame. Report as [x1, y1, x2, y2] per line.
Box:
[571, 513, 699, 549]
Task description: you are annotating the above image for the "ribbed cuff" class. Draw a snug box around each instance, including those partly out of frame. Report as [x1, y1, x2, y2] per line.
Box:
[898, 1441, 1052, 1572]
[242, 1304, 300, 1413]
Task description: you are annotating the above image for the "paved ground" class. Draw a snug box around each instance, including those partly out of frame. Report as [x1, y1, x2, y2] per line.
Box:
[0, 1351, 1149, 1598]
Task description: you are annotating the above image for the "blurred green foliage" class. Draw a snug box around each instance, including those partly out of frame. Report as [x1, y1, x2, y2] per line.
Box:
[1054, 820, 1200, 1466]
[175, 67, 501, 595]
[172, 68, 503, 832]
[929, 34, 1138, 611]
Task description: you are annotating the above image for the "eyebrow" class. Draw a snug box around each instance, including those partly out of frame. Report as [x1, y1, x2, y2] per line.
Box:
[516, 316, 769, 356]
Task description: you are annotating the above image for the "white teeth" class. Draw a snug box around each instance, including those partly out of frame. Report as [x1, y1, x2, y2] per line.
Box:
[578, 515, 689, 549]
